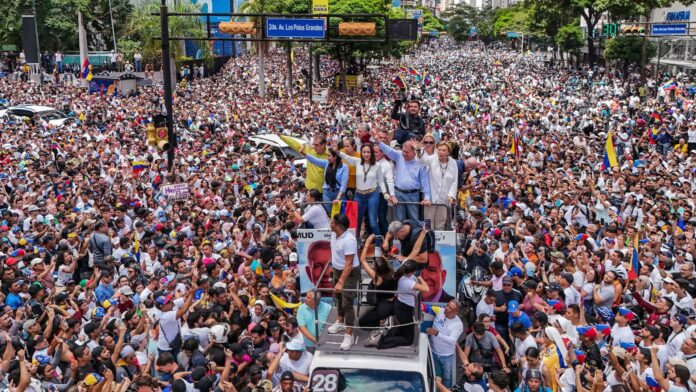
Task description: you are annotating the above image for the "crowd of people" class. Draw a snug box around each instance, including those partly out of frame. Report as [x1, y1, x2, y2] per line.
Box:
[0, 35, 694, 392]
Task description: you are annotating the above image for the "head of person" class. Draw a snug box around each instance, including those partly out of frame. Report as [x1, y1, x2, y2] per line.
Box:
[330, 213, 350, 234]
[312, 134, 327, 154]
[464, 362, 484, 381]
[397, 259, 419, 279]
[342, 136, 356, 154]
[436, 142, 451, 162]
[421, 251, 446, 301]
[422, 134, 436, 151]
[359, 143, 376, 165]
[407, 99, 420, 115]
[401, 141, 417, 161]
[525, 369, 543, 392]
[326, 147, 342, 167]
[388, 220, 411, 241]
[285, 339, 305, 361]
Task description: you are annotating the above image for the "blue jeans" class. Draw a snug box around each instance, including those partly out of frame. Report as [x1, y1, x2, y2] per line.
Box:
[322, 189, 343, 216]
[56, 61, 62, 73]
[433, 352, 455, 388]
[135, 60, 142, 72]
[378, 196, 389, 235]
[354, 190, 380, 238]
[395, 189, 420, 222]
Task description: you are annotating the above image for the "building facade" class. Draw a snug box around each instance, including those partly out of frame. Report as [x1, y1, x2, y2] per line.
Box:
[648, 2, 696, 74]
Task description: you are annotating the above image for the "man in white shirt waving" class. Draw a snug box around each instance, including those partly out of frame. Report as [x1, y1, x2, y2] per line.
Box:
[426, 299, 464, 389]
[326, 213, 359, 351]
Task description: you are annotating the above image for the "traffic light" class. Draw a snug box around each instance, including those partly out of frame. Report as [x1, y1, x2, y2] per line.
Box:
[621, 25, 645, 35]
[338, 22, 377, 36]
[219, 21, 256, 35]
[148, 114, 170, 151]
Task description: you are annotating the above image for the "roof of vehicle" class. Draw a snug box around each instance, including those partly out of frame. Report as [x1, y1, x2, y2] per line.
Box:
[310, 331, 430, 374]
[8, 105, 62, 113]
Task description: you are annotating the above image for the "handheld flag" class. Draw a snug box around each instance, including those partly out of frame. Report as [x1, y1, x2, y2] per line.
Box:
[82, 57, 93, 82]
[602, 131, 618, 171]
[270, 293, 301, 314]
[660, 79, 677, 91]
[132, 161, 148, 174]
[398, 65, 408, 73]
[392, 75, 406, 89]
[408, 67, 419, 76]
[424, 73, 432, 86]
[509, 131, 521, 159]
[628, 234, 640, 280]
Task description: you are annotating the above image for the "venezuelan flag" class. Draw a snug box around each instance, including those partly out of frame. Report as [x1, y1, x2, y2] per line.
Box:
[424, 74, 432, 86]
[329, 200, 358, 229]
[602, 131, 618, 171]
[392, 74, 406, 89]
[82, 57, 93, 82]
[132, 161, 148, 174]
[646, 128, 658, 144]
[660, 79, 677, 91]
[270, 293, 301, 315]
[398, 65, 408, 73]
[408, 67, 419, 76]
[628, 234, 639, 280]
[509, 131, 521, 158]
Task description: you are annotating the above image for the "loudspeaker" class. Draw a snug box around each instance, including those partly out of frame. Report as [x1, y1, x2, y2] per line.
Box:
[387, 19, 418, 41]
[21, 15, 40, 64]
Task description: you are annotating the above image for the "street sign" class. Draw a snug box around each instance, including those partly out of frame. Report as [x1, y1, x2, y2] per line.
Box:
[312, 87, 329, 103]
[507, 31, 519, 38]
[652, 23, 687, 35]
[265, 18, 326, 39]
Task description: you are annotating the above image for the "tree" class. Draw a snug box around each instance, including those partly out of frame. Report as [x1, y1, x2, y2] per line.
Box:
[492, 4, 528, 38]
[240, 0, 286, 98]
[569, 0, 608, 68]
[123, 1, 211, 84]
[443, 3, 495, 43]
[604, 35, 656, 77]
[526, 0, 574, 59]
[556, 23, 584, 65]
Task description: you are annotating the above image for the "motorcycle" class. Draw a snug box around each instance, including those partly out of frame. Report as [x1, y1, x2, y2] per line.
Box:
[458, 264, 490, 328]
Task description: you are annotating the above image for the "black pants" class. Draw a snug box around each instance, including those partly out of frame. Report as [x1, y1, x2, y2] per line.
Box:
[359, 300, 394, 328]
[378, 300, 414, 349]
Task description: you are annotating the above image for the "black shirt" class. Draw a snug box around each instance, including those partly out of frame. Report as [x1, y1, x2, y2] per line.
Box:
[493, 288, 522, 327]
[400, 222, 435, 262]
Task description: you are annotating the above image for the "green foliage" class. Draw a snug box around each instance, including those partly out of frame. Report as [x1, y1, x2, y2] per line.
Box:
[416, 7, 444, 32]
[526, 0, 573, 39]
[123, 1, 211, 63]
[492, 4, 528, 37]
[117, 39, 141, 64]
[443, 4, 495, 42]
[604, 35, 656, 64]
[0, 0, 131, 51]
[556, 23, 583, 53]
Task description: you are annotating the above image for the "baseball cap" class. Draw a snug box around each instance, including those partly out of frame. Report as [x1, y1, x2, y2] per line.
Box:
[617, 307, 636, 321]
[285, 339, 305, 351]
[280, 371, 295, 382]
[289, 252, 298, 262]
[502, 275, 513, 284]
[577, 326, 598, 340]
[508, 300, 519, 313]
[548, 282, 562, 292]
[508, 267, 523, 278]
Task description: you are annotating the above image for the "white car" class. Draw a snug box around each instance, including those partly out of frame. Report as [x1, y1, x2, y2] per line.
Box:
[248, 134, 307, 159]
[5, 105, 70, 127]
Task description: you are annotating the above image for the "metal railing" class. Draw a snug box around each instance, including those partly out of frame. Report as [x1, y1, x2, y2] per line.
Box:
[301, 200, 455, 230]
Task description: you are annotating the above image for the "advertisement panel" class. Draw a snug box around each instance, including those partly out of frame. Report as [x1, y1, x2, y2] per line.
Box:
[312, 0, 329, 14]
[297, 228, 456, 305]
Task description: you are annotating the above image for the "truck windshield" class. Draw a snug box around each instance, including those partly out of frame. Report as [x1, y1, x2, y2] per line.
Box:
[311, 368, 425, 392]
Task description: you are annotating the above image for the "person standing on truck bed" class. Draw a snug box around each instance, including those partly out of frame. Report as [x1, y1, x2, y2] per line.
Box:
[326, 213, 360, 351]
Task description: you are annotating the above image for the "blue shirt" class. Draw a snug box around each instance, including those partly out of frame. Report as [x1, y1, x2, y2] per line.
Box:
[508, 312, 532, 329]
[297, 301, 332, 348]
[5, 293, 22, 310]
[305, 155, 349, 195]
[95, 283, 114, 305]
[377, 141, 431, 200]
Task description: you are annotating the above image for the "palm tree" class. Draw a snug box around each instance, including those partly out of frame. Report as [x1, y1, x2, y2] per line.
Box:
[240, 0, 284, 98]
[123, 0, 210, 84]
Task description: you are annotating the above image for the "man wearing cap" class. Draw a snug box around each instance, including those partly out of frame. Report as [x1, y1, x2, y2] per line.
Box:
[576, 326, 602, 371]
[674, 278, 696, 312]
[514, 369, 551, 392]
[266, 340, 313, 384]
[273, 371, 302, 392]
[156, 275, 198, 356]
[559, 273, 580, 306]
[89, 221, 113, 268]
[493, 275, 522, 340]
[507, 300, 532, 331]
[611, 307, 636, 346]
[669, 314, 689, 357]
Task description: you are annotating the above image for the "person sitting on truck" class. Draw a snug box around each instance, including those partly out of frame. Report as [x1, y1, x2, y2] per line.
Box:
[371, 259, 429, 349]
[383, 220, 435, 267]
[358, 235, 397, 334]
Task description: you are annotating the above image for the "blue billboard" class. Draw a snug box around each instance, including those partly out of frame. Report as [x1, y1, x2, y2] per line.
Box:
[265, 18, 326, 39]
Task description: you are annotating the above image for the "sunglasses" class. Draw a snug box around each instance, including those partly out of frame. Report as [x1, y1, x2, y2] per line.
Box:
[423, 141, 435, 145]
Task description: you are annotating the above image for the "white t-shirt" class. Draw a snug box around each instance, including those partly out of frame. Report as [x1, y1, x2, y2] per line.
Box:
[302, 205, 330, 229]
[330, 230, 358, 270]
[429, 310, 464, 357]
[514, 334, 538, 362]
[610, 325, 635, 346]
[157, 298, 185, 351]
[563, 286, 581, 306]
[181, 325, 211, 349]
[476, 300, 494, 318]
[397, 275, 417, 307]
[56, 265, 73, 286]
[279, 351, 313, 376]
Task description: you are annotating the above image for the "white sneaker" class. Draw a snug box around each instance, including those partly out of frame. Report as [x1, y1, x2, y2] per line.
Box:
[328, 322, 346, 334]
[340, 334, 353, 350]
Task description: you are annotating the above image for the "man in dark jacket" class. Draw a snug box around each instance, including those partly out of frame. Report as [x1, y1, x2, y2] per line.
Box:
[391, 97, 426, 144]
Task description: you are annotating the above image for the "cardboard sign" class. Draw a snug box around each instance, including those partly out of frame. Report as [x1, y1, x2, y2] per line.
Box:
[161, 183, 190, 201]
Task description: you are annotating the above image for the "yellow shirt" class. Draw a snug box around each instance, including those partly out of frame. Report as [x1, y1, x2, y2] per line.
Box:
[341, 150, 360, 189]
[541, 344, 560, 392]
[280, 135, 329, 192]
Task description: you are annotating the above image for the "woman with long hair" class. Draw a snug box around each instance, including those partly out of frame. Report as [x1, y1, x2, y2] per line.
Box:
[371, 259, 429, 349]
[302, 147, 348, 215]
[358, 235, 397, 335]
[340, 143, 383, 239]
